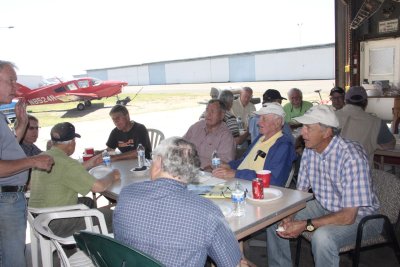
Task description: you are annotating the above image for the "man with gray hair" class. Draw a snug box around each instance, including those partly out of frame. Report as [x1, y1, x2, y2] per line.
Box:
[266, 105, 381, 267]
[213, 103, 296, 186]
[0, 60, 54, 267]
[283, 88, 313, 125]
[114, 137, 245, 267]
[231, 86, 256, 129]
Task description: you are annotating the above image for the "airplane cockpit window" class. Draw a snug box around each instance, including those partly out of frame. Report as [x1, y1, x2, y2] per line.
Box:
[54, 86, 66, 93]
[78, 80, 90, 88]
[92, 78, 102, 86]
[66, 83, 78, 91]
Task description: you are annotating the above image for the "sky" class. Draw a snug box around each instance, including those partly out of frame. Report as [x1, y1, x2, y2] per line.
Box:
[0, 0, 335, 77]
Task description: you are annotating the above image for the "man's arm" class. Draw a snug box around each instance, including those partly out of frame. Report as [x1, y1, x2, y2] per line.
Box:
[91, 169, 120, 192]
[0, 155, 54, 178]
[377, 120, 396, 150]
[278, 207, 359, 239]
[111, 150, 137, 162]
[13, 100, 28, 142]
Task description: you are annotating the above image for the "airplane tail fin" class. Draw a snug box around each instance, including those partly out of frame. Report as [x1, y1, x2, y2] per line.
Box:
[16, 83, 31, 97]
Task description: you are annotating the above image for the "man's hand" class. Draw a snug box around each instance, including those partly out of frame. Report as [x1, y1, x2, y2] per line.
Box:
[30, 155, 54, 171]
[277, 220, 307, 239]
[83, 154, 103, 170]
[212, 167, 235, 180]
[112, 169, 121, 181]
[13, 99, 28, 141]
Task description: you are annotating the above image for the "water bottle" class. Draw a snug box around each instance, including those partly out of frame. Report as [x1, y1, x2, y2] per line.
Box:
[102, 150, 111, 167]
[231, 181, 245, 217]
[211, 150, 220, 169]
[237, 116, 244, 130]
[137, 143, 145, 168]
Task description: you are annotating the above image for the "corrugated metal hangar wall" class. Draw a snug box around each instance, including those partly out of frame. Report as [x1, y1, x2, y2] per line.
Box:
[87, 43, 334, 85]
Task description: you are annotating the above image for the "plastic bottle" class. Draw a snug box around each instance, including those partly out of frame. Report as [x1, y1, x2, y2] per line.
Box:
[102, 150, 111, 167]
[231, 181, 245, 217]
[211, 150, 221, 169]
[137, 143, 145, 168]
[237, 116, 244, 130]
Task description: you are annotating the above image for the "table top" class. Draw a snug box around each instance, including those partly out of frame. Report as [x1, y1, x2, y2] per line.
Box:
[375, 137, 400, 157]
[91, 159, 313, 240]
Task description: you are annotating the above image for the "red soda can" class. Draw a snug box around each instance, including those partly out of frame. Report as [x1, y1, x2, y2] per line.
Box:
[252, 178, 264, 199]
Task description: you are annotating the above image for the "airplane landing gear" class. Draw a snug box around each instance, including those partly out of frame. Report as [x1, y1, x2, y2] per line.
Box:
[77, 103, 85, 111]
[84, 100, 92, 107]
[116, 96, 131, 106]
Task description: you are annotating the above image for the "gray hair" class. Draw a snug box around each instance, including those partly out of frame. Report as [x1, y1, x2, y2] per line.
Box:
[218, 90, 234, 107]
[152, 137, 200, 183]
[288, 88, 302, 98]
[271, 113, 285, 127]
[52, 139, 74, 145]
[319, 123, 340, 136]
[0, 60, 17, 71]
[242, 86, 253, 94]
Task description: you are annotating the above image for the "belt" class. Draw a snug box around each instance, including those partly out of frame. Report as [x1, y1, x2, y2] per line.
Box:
[0, 185, 27, 193]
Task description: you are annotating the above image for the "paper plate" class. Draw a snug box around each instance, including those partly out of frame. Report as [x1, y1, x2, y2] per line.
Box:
[247, 188, 283, 203]
[89, 165, 113, 178]
[129, 166, 149, 176]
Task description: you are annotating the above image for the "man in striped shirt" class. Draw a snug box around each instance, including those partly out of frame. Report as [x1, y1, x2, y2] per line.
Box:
[266, 105, 381, 267]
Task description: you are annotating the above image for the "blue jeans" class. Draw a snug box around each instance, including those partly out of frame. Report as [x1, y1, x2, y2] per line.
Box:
[0, 192, 27, 267]
[266, 200, 383, 267]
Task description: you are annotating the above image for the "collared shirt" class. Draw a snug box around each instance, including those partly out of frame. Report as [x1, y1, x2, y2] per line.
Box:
[231, 99, 256, 129]
[297, 135, 379, 216]
[20, 142, 42, 156]
[283, 101, 313, 123]
[238, 131, 283, 171]
[114, 178, 242, 267]
[183, 120, 235, 168]
[29, 147, 95, 208]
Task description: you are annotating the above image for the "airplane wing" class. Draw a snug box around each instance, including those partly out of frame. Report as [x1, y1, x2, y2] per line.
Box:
[55, 92, 99, 102]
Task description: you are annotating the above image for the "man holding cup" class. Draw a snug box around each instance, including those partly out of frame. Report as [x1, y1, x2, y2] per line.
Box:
[212, 103, 296, 187]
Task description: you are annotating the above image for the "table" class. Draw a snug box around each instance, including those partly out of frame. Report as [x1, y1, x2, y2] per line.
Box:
[91, 159, 313, 240]
[374, 137, 400, 172]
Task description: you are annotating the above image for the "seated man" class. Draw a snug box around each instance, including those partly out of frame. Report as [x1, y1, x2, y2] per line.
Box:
[29, 122, 120, 236]
[283, 88, 313, 125]
[212, 103, 296, 187]
[114, 137, 244, 267]
[20, 115, 42, 156]
[183, 99, 235, 171]
[106, 104, 152, 161]
[231, 86, 256, 129]
[248, 89, 293, 143]
[335, 86, 395, 166]
[329, 86, 345, 110]
[267, 105, 381, 267]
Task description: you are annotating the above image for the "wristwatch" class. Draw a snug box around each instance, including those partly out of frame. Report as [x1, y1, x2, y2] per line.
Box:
[306, 219, 315, 232]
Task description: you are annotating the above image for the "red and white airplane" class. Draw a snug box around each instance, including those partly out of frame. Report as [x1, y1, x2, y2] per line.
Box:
[16, 77, 129, 110]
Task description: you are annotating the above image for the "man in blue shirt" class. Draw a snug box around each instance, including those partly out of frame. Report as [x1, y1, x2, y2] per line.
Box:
[266, 105, 381, 267]
[114, 137, 245, 267]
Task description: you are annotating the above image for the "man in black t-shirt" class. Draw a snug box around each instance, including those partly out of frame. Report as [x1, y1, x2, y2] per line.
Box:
[106, 105, 152, 161]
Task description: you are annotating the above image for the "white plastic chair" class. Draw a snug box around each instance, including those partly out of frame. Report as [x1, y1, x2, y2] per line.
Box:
[32, 209, 110, 267]
[147, 128, 165, 150]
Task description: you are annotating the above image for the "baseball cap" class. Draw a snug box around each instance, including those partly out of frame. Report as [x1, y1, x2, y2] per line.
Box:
[253, 102, 285, 118]
[294, 105, 339, 128]
[50, 122, 81, 142]
[345, 86, 367, 103]
[262, 89, 287, 103]
[329, 87, 345, 96]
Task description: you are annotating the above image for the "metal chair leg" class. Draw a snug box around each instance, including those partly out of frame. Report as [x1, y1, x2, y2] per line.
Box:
[295, 237, 302, 267]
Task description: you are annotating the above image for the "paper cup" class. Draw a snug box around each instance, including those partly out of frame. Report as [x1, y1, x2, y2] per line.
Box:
[85, 147, 94, 155]
[256, 170, 271, 188]
[83, 153, 93, 162]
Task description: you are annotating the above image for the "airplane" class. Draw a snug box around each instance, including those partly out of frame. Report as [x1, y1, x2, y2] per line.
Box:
[16, 77, 129, 111]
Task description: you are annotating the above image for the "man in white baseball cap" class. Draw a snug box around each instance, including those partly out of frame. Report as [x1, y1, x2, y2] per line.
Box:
[266, 105, 381, 267]
[212, 103, 296, 187]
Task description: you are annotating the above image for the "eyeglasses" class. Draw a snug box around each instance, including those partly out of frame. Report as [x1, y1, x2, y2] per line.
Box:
[28, 126, 40, 130]
[221, 186, 248, 199]
[330, 96, 344, 101]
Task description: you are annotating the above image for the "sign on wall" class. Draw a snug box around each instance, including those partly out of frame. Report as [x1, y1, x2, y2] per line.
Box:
[378, 19, 399, 33]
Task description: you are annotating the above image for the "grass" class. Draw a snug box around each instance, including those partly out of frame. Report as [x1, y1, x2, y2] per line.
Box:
[26, 92, 207, 127]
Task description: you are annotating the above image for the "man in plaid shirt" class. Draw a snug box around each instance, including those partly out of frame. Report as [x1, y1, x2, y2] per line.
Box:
[266, 105, 381, 267]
